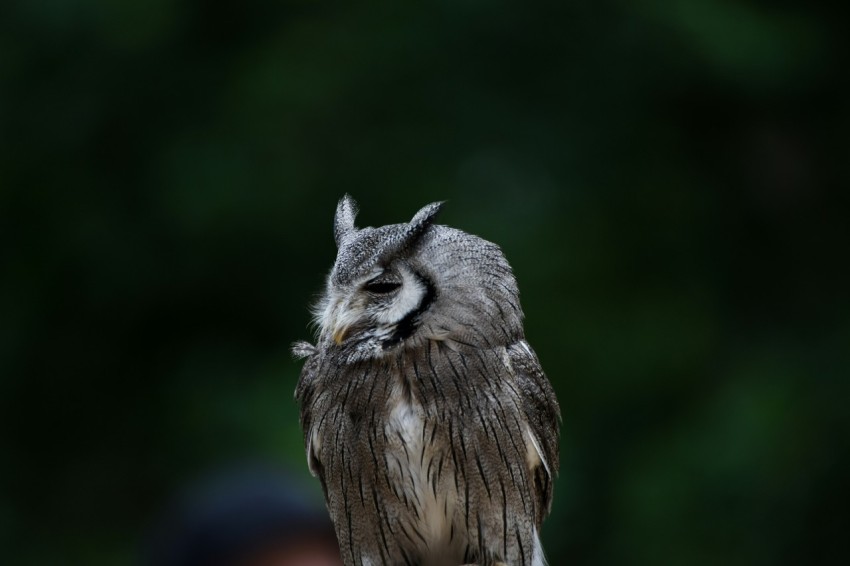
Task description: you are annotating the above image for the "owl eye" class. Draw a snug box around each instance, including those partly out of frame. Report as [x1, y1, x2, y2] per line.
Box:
[364, 280, 401, 294]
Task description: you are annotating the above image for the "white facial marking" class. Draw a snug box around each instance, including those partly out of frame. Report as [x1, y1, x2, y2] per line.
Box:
[374, 264, 425, 325]
[314, 286, 364, 344]
[314, 264, 427, 354]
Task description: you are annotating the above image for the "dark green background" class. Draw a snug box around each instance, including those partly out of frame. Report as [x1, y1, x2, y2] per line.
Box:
[2, 1, 847, 564]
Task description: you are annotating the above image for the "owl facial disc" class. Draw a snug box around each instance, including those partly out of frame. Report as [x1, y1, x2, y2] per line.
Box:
[318, 262, 435, 356]
[313, 195, 523, 362]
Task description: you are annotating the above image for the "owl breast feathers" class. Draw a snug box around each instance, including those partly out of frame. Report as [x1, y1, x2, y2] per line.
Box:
[293, 196, 560, 566]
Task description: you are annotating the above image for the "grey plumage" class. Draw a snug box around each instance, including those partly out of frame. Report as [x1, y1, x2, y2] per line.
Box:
[293, 196, 560, 566]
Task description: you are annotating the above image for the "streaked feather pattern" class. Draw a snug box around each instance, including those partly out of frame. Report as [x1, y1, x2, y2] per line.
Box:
[294, 196, 560, 566]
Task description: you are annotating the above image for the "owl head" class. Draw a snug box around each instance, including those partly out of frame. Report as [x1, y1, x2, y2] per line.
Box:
[311, 195, 524, 362]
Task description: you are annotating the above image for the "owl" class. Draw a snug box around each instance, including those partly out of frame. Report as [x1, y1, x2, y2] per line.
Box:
[293, 196, 560, 566]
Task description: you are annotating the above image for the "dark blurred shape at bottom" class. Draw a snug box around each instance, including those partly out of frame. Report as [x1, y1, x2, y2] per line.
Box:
[144, 463, 341, 566]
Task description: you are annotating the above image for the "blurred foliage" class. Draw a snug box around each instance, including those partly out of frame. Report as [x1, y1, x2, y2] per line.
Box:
[1, 0, 848, 564]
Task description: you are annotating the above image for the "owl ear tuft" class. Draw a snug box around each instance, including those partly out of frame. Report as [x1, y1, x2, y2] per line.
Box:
[334, 194, 358, 247]
[389, 200, 444, 254]
[409, 201, 444, 230]
[374, 201, 444, 263]
[408, 201, 445, 237]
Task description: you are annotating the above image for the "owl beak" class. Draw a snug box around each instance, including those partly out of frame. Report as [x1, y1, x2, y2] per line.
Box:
[332, 325, 351, 345]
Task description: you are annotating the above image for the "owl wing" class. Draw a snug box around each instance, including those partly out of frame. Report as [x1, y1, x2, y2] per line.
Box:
[507, 340, 561, 526]
[292, 342, 325, 483]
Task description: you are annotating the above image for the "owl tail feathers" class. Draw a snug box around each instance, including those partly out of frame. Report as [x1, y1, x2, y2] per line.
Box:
[291, 341, 318, 359]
